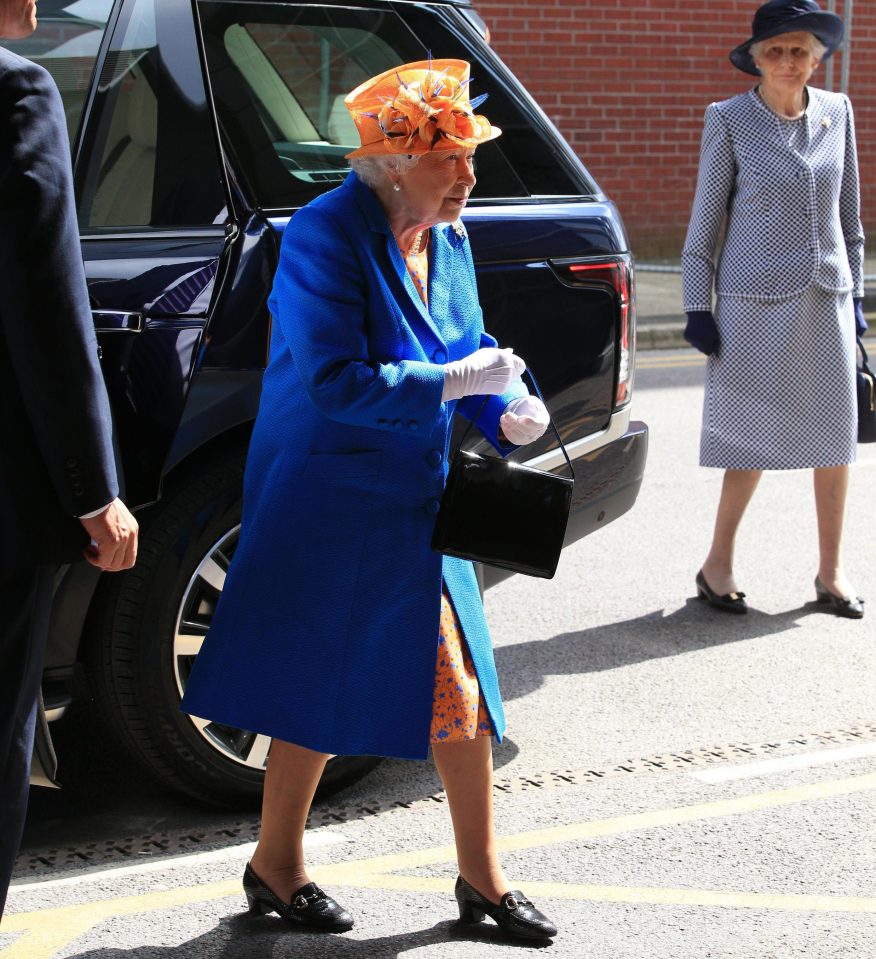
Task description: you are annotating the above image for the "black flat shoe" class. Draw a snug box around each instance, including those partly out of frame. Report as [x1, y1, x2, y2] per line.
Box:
[695, 569, 747, 614]
[243, 863, 354, 932]
[814, 576, 864, 619]
[455, 875, 557, 940]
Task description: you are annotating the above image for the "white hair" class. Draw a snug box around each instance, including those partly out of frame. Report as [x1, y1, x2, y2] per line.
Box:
[750, 33, 827, 62]
[348, 154, 421, 189]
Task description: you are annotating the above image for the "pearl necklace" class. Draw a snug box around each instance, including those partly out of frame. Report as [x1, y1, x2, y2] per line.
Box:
[404, 230, 428, 257]
[756, 85, 807, 121]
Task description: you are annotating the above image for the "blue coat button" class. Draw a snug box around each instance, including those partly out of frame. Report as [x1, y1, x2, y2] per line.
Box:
[425, 498, 441, 515]
[377, 417, 388, 425]
[407, 420, 419, 431]
[433, 348, 447, 363]
[426, 449, 443, 467]
[392, 419, 403, 430]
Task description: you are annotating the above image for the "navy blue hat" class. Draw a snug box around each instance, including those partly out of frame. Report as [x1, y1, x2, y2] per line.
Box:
[730, 0, 844, 76]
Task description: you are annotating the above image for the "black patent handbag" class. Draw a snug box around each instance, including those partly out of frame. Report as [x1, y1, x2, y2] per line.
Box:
[857, 336, 876, 443]
[431, 370, 575, 579]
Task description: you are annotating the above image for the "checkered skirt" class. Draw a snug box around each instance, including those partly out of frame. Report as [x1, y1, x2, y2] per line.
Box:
[701, 286, 857, 470]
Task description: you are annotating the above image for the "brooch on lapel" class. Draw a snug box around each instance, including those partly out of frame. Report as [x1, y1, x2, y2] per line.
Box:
[821, 116, 831, 129]
[451, 220, 467, 238]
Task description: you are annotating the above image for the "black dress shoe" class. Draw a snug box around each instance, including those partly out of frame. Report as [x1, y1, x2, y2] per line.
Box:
[695, 569, 747, 614]
[243, 863, 354, 932]
[814, 576, 864, 619]
[455, 875, 557, 940]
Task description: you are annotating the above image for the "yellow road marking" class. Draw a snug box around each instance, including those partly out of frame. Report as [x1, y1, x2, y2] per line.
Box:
[636, 355, 705, 368]
[0, 881, 240, 958]
[315, 771, 876, 877]
[4, 772, 876, 957]
[352, 874, 876, 914]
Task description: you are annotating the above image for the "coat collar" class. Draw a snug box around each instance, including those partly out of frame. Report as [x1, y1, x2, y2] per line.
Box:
[745, 85, 835, 151]
[345, 172, 466, 344]
[427, 221, 455, 326]
[348, 170, 392, 236]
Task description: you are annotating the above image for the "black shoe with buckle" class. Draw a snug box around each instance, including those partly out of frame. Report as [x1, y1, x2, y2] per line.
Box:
[455, 875, 557, 940]
[814, 575, 864, 619]
[243, 863, 354, 932]
[695, 569, 748, 614]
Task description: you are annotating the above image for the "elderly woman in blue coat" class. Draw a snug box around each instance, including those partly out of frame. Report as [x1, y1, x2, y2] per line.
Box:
[182, 60, 558, 940]
[682, 0, 865, 618]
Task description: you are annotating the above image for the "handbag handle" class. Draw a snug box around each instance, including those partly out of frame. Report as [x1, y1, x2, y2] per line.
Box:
[452, 368, 575, 481]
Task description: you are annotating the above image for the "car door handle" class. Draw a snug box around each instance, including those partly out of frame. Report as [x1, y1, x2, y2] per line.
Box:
[92, 310, 144, 333]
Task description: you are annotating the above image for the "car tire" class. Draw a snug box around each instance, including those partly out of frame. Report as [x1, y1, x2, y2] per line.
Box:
[83, 450, 381, 807]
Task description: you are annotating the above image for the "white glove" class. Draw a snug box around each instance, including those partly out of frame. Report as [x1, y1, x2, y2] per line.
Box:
[499, 395, 549, 446]
[441, 347, 526, 402]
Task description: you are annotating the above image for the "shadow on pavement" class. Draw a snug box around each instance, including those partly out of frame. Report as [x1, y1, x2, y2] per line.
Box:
[66, 912, 553, 958]
[497, 598, 814, 704]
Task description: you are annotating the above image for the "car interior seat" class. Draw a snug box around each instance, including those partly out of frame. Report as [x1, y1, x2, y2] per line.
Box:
[89, 69, 157, 226]
[327, 94, 358, 145]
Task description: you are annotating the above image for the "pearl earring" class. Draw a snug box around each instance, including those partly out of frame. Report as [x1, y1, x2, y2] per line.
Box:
[393, 182, 401, 192]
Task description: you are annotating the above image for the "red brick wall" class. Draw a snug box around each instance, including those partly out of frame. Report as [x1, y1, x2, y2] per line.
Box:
[474, 0, 874, 259]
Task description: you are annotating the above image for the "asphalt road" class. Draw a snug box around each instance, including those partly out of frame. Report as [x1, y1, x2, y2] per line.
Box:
[5, 348, 876, 959]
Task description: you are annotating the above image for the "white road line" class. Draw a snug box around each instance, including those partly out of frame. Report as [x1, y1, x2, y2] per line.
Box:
[691, 742, 876, 784]
[11, 830, 350, 891]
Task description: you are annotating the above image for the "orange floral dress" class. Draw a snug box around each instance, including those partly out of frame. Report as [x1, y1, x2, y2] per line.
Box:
[405, 238, 492, 745]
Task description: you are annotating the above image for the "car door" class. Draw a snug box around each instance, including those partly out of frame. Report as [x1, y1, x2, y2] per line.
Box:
[72, 0, 231, 507]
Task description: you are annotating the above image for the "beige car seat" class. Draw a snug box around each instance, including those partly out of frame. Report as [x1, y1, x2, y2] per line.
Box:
[89, 71, 157, 226]
[327, 94, 358, 145]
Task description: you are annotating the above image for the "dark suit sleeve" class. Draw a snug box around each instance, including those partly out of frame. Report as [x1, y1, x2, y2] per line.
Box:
[0, 53, 117, 516]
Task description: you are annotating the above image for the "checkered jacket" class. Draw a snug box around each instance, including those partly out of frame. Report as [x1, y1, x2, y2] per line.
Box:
[682, 87, 865, 311]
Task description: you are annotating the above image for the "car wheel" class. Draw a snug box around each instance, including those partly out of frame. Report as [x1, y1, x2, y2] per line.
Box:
[83, 451, 381, 807]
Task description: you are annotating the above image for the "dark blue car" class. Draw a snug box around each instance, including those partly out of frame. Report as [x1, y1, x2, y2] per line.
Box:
[8, 0, 647, 805]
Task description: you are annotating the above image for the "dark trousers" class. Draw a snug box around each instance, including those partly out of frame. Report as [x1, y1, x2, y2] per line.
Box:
[0, 565, 53, 918]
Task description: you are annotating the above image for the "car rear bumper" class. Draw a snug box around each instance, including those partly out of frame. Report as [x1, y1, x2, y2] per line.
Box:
[563, 418, 648, 547]
[482, 417, 648, 589]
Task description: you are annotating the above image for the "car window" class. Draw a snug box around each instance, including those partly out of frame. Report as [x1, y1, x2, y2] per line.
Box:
[400, 4, 592, 198]
[75, 0, 226, 230]
[2, 0, 114, 146]
[196, 1, 531, 210]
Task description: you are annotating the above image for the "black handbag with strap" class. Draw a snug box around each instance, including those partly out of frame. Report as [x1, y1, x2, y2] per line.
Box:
[857, 336, 876, 443]
[431, 370, 575, 579]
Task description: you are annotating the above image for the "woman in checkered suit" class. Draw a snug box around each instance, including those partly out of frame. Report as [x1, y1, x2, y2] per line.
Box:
[681, 0, 865, 618]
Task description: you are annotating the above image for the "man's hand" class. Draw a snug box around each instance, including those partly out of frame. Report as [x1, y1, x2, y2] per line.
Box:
[80, 498, 139, 571]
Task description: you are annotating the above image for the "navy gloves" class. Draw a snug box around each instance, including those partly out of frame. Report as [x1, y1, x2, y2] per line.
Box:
[684, 310, 719, 356]
[854, 297, 868, 337]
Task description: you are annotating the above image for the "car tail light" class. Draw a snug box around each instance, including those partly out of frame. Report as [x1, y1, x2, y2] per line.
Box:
[558, 257, 636, 409]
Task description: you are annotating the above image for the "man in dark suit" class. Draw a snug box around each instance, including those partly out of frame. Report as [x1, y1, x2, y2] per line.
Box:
[1, 0, 139, 917]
